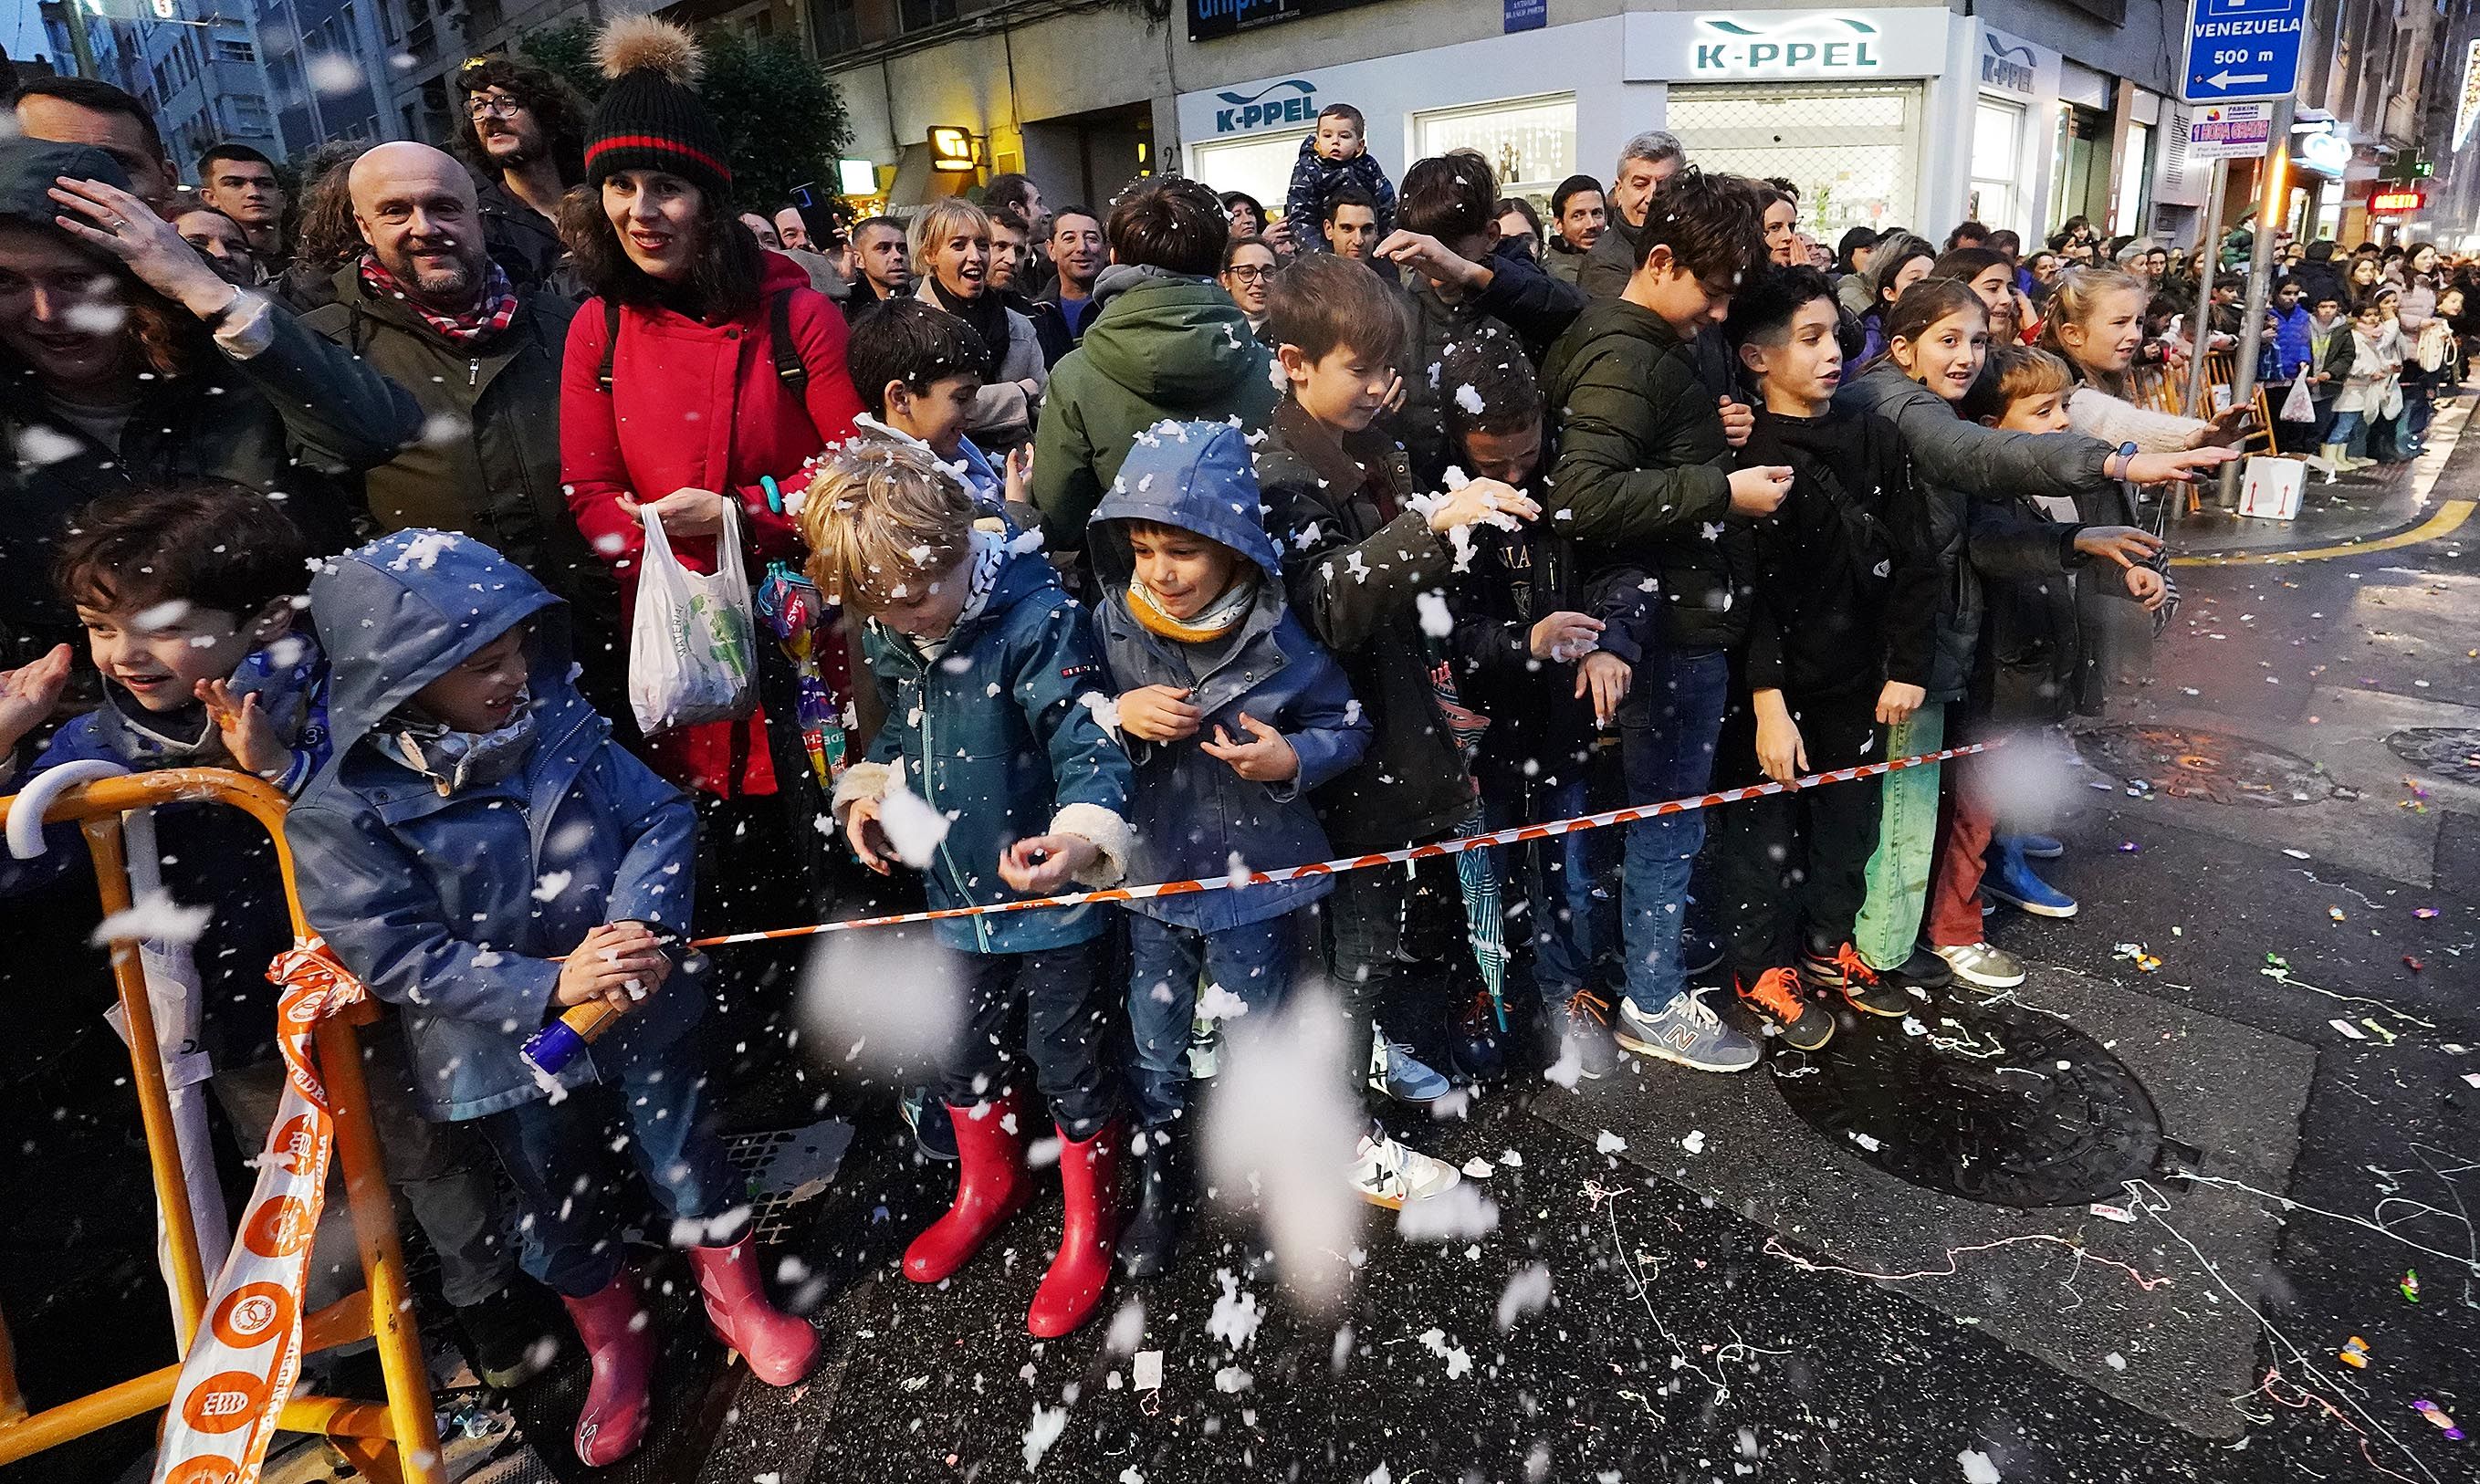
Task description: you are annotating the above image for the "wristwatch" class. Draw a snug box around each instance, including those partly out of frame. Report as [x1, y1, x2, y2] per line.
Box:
[2114, 440, 2140, 479]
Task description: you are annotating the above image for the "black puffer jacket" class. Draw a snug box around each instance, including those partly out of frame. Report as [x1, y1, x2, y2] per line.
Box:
[1539, 298, 1754, 654]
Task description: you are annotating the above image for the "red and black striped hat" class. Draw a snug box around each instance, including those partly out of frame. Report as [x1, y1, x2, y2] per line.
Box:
[584, 16, 731, 197]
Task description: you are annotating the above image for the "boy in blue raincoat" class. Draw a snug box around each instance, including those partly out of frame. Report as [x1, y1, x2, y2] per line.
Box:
[801, 440, 1135, 1341]
[286, 529, 816, 1469]
[1084, 419, 1369, 1277]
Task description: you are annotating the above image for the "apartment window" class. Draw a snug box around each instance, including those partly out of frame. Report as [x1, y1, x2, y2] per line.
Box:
[215, 38, 255, 62]
[810, 0, 859, 57]
[896, 0, 956, 35]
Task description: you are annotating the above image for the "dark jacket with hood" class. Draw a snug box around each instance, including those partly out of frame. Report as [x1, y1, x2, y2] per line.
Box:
[1284, 137, 1397, 253]
[474, 175, 574, 298]
[1087, 422, 1368, 932]
[830, 543, 1135, 955]
[1031, 265, 1282, 552]
[1395, 242, 1587, 489]
[287, 530, 699, 1121]
[1539, 298, 1755, 654]
[1256, 402, 1472, 853]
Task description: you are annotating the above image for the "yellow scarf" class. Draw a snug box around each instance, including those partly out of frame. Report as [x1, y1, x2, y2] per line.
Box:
[1128, 574, 1257, 643]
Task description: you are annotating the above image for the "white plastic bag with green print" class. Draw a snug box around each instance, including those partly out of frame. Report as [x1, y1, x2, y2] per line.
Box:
[628, 497, 757, 736]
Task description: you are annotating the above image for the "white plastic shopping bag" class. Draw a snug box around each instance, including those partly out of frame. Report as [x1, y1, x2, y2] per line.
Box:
[628, 497, 757, 736]
[2237, 455, 2305, 521]
[2277, 375, 2317, 423]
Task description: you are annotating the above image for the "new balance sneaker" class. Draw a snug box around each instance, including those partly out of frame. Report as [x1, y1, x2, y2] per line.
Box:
[1551, 988, 1620, 1081]
[1983, 843, 2077, 918]
[1613, 989, 1762, 1072]
[899, 1087, 957, 1162]
[1733, 967, 1835, 1052]
[1934, 941, 2026, 989]
[1348, 1126, 1461, 1210]
[2014, 833, 2066, 861]
[1795, 941, 1912, 1018]
[1367, 1029, 1452, 1104]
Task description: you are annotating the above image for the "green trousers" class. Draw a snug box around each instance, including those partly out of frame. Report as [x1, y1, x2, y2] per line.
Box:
[1853, 702, 1945, 973]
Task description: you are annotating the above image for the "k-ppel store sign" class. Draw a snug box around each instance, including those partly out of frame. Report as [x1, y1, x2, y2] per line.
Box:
[1627, 8, 1952, 84]
[1208, 78, 1320, 134]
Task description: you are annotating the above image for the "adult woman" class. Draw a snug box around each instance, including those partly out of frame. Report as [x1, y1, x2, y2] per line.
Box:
[0, 137, 418, 674]
[908, 197, 1044, 451]
[1855, 230, 1933, 363]
[1221, 189, 1292, 257]
[1833, 225, 1879, 315]
[558, 16, 864, 911]
[1219, 234, 1277, 343]
[2393, 242, 2444, 457]
[1494, 196, 1543, 261]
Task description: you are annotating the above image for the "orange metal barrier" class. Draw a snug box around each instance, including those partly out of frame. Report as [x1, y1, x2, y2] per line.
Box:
[0, 768, 442, 1484]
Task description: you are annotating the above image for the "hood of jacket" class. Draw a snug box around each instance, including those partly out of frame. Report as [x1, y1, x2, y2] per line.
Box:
[1076, 273, 1270, 404]
[1563, 294, 1691, 361]
[1086, 420, 1282, 589]
[308, 528, 568, 769]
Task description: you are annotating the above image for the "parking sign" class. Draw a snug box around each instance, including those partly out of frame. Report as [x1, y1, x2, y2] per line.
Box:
[2182, 0, 2303, 102]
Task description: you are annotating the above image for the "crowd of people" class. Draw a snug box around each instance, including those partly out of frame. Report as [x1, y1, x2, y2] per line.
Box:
[4, 17, 2477, 1470]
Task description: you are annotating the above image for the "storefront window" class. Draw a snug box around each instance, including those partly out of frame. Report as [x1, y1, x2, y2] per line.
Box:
[1411, 93, 1576, 201]
[1664, 83, 1919, 238]
[2110, 120, 2151, 236]
[1189, 133, 1310, 224]
[1970, 98, 2024, 235]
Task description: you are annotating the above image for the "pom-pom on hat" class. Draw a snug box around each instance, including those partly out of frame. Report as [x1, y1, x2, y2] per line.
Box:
[584, 15, 731, 197]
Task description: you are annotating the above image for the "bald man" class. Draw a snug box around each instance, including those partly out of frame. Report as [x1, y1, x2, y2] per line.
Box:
[298, 141, 629, 728]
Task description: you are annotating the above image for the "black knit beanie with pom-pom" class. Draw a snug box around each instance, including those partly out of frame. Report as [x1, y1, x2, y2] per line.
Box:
[584, 16, 731, 198]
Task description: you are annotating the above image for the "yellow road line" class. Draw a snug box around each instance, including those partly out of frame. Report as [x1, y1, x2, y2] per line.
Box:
[2171, 498, 2475, 567]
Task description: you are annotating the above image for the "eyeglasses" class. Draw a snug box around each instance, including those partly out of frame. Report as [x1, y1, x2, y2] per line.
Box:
[1224, 265, 1272, 282]
[466, 95, 523, 120]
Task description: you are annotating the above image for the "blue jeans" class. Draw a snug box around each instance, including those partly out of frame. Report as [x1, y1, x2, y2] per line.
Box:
[2328, 409, 2367, 456]
[479, 1039, 744, 1297]
[1617, 648, 1729, 1017]
[1485, 774, 1596, 1004]
[1125, 912, 1295, 1128]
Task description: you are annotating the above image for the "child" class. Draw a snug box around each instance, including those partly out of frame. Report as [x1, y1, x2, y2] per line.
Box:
[842, 297, 1027, 519]
[1708, 266, 1938, 1051]
[802, 441, 1135, 1337]
[2328, 298, 2404, 469]
[2307, 290, 2353, 464]
[0, 486, 554, 1393]
[1084, 419, 1370, 1274]
[1538, 167, 1787, 1074]
[287, 529, 817, 1468]
[1286, 102, 1396, 255]
[2267, 278, 2318, 454]
[1256, 250, 1518, 1205]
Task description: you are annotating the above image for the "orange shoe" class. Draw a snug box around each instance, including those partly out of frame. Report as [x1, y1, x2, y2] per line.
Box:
[1735, 967, 1834, 1051]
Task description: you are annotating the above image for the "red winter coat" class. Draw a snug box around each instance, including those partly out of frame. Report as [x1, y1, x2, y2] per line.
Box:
[561, 251, 865, 796]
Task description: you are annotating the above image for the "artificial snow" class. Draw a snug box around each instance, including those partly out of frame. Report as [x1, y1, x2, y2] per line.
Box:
[90, 891, 212, 947]
[1959, 1449, 2003, 1483]
[874, 778, 949, 868]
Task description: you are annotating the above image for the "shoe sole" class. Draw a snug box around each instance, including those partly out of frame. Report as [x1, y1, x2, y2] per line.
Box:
[1941, 956, 2026, 989]
[1613, 1028, 1761, 1074]
[1984, 887, 2078, 919]
[1354, 1186, 1408, 1211]
[1366, 1076, 1449, 1104]
[1774, 1023, 1835, 1053]
[2019, 842, 2065, 860]
[1838, 991, 1912, 1019]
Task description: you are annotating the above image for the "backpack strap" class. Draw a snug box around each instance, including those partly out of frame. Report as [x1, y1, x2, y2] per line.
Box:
[769, 288, 807, 396]
[595, 298, 621, 393]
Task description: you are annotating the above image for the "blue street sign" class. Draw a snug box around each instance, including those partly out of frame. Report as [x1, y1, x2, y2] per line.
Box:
[2182, 0, 2304, 102]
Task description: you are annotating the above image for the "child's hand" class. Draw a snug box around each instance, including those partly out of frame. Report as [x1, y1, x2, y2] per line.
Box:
[1117, 685, 1202, 743]
[2122, 564, 2169, 611]
[1199, 712, 1299, 783]
[1753, 691, 1805, 785]
[1875, 681, 1927, 726]
[1728, 465, 1794, 517]
[0, 643, 72, 757]
[2073, 526, 2166, 570]
[1718, 396, 1754, 449]
[1529, 611, 1604, 661]
[1428, 478, 1539, 534]
[555, 922, 670, 1016]
[194, 677, 289, 777]
[1575, 651, 1631, 728]
[844, 795, 895, 875]
[1003, 444, 1033, 509]
[999, 833, 1096, 894]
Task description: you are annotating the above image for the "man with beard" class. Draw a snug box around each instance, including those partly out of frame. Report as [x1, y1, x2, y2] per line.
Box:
[449, 55, 587, 294]
[298, 141, 627, 724]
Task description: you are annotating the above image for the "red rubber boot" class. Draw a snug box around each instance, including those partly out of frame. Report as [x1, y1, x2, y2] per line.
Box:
[1028, 1122, 1122, 1338]
[689, 1238, 820, 1385]
[903, 1093, 1032, 1283]
[560, 1267, 654, 1467]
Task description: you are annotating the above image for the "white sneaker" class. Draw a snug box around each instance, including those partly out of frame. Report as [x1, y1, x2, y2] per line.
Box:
[1933, 941, 2026, 989]
[1188, 1014, 1220, 1080]
[1348, 1128, 1461, 1210]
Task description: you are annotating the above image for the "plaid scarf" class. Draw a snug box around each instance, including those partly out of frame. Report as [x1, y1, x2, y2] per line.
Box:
[359, 255, 518, 345]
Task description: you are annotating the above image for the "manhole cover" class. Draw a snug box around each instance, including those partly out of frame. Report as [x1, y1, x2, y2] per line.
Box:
[1774, 995, 2162, 1207]
[2385, 727, 2480, 785]
[2075, 724, 2344, 806]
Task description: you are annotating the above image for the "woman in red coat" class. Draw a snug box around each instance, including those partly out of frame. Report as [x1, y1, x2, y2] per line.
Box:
[558, 16, 863, 912]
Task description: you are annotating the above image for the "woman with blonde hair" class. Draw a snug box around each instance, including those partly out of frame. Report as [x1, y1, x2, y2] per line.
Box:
[910, 196, 1047, 450]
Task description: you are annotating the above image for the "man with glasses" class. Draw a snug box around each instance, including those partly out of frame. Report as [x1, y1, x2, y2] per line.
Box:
[450, 56, 588, 294]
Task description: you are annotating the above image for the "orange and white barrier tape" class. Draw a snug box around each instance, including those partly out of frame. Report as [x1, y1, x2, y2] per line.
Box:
[686, 741, 1993, 949]
[152, 938, 368, 1484]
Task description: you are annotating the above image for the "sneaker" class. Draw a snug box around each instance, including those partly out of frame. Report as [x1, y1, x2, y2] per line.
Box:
[1348, 1126, 1461, 1210]
[899, 1087, 957, 1162]
[455, 1282, 560, 1390]
[1554, 988, 1620, 1081]
[1796, 941, 1912, 1018]
[1367, 1028, 1451, 1104]
[1733, 967, 1835, 1052]
[1680, 926, 1725, 977]
[1983, 851, 2078, 918]
[1888, 944, 1955, 991]
[1188, 1014, 1221, 1082]
[1934, 941, 2026, 989]
[1613, 989, 1763, 1072]
[2014, 833, 2066, 860]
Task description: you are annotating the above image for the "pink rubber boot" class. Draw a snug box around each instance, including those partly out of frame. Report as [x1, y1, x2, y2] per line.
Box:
[688, 1238, 820, 1385]
[560, 1267, 654, 1467]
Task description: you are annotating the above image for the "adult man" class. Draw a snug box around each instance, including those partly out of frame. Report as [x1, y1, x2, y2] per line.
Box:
[198, 143, 287, 266]
[449, 55, 583, 294]
[1544, 172, 1606, 286]
[14, 78, 177, 212]
[1036, 204, 1106, 341]
[1321, 186, 1383, 265]
[741, 212, 782, 248]
[986, 172, 1045, 228]
[991, 206, 1070, 363]
[848, 215, 913, 309]
[296, 141, 625, 723]
[774, 205, 814, 251]
[1577, 130, 1685, 298]
[173, 204, 261, 286]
